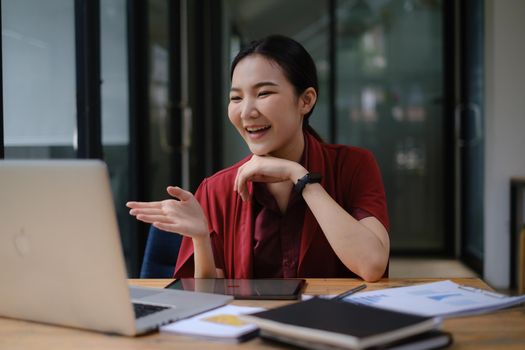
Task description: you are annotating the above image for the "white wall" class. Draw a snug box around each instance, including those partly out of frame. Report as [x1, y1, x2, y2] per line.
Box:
[484, 0, 525, 288]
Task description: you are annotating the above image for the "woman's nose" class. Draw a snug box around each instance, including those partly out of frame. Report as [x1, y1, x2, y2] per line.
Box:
[240, 98, 259, 119]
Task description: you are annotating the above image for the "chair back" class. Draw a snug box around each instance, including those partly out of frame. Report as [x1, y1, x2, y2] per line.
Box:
[140, 225, 182, 278]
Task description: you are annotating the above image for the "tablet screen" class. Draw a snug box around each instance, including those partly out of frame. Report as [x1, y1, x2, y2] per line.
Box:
[165, 278, 306, 300]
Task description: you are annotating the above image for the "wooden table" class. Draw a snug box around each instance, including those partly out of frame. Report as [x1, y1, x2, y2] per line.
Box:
[1, 278, 524, 349]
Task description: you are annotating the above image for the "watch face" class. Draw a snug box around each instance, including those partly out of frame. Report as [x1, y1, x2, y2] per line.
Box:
[309, 173, 322, 183]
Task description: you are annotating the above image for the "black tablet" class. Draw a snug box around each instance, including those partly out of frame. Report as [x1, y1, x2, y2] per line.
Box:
[165, 278, 306, 300]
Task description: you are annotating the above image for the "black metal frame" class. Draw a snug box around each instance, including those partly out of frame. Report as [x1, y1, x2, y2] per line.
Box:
[442, 0, 458, 258]
[127, 0, 150, 276]
[510, 179, 525, 290]
[189, 0, 206, 191]
[188, 0, 223, 191]
[459, 0, 485, 274]
[0, 1, 3, 159]
[75, 0, 102, 159]
[168, 0, 182, 188]
[206, 0, 224, 175]
[328, 0, 336, 143]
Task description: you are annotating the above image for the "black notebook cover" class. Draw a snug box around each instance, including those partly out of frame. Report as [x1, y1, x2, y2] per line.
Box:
[243, 297, 442, 350]
[261, 329, 452, 350]
[372, 330, 453, 350]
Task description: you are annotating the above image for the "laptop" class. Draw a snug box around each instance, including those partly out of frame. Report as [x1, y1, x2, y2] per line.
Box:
[0, 159, 232, 336]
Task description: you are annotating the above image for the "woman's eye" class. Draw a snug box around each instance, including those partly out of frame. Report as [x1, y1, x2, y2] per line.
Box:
[258, 91, 272, 97]
[230, 96, 241, 102]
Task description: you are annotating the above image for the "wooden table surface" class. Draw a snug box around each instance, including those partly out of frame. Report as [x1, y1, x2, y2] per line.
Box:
[1, 278, 524, 349]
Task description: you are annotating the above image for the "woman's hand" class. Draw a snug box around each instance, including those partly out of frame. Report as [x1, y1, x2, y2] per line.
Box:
[234, 155, 307, 201]
[126, 186, 209, 239]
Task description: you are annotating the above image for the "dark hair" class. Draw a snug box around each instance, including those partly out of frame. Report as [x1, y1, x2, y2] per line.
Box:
[230, 35, 323, 142]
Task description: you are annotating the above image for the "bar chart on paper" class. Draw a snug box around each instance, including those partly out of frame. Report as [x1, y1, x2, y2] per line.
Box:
[346, 280, 525, 318]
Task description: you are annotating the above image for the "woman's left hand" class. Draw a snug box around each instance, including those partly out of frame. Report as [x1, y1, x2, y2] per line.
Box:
[126, 186, 209, 239]
[234, 155, 307, 201]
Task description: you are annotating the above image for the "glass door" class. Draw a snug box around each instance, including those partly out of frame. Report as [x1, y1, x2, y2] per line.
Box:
[222, 0, 331, 166]
[2, 0, 76, 159]
[147, 0, 177, 201]
[222, 0, 452, 253]
[100, 0, 133, 273]
[335, 0, 448, 253]
[126, 0, 183, 276]
[458, 0, 484, 272]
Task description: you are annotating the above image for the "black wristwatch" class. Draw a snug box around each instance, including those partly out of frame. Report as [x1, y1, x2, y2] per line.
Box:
[294, 172, 322, 194]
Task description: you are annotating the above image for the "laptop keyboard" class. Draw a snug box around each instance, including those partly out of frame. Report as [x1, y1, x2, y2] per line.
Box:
[133, 303, 170, 319]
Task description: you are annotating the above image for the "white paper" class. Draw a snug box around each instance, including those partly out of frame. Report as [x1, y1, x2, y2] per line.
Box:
[346, 280, 525, 318]
[160, 305, 265, 342]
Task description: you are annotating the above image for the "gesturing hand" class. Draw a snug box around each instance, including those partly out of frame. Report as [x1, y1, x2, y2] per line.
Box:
[126, 186, 209, 239]
[234, 155, 307, 201]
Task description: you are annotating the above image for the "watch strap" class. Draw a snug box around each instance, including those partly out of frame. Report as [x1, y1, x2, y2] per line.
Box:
[294, 172, 322, 194]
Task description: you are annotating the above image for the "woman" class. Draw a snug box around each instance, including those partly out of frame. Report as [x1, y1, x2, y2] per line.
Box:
[127, 35, 389, 282]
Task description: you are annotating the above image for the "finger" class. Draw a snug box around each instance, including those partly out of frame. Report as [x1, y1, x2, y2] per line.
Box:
[167, 186, 193, 201]
[129, 208, 163, 216]
[132, 215, 156, 224]
[235, 174, 246, 201]
[239, 185, 248, 201]
[233, 169, 240, 193]
[234, 162, 248, 194]
[235, 167, 247, 194]
[136, 214, 173, 224]
[234, 171, 243, 199]
[126, 201, 162, 209]
[237, 173, 251, 201]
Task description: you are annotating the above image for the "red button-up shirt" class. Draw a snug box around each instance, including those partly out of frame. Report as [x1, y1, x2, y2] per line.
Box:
[174, 131, 389, 278]
[251, 180, 305, 278]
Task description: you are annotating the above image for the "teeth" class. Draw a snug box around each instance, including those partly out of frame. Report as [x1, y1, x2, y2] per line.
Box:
[246, 125, 270, 132]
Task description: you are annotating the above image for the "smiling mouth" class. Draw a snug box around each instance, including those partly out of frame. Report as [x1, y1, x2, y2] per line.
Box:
[245, 125, 271, 133]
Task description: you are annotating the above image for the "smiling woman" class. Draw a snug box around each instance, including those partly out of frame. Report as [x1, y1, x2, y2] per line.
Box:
[127, 35, 390, 282]
[228, 55, 310, 162]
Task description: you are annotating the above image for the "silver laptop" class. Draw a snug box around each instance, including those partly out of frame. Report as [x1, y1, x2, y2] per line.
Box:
[0, 159, 232, 336]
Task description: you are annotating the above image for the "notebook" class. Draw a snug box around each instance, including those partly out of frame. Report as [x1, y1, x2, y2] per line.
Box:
[0, 159, 232, 336]
[160, 304, 265, 342]
[242, 297, 442, 350]
[261, 329, 452, 350]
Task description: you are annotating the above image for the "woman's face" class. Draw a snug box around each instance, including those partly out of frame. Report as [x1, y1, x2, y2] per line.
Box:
[228, 54, 307, 161]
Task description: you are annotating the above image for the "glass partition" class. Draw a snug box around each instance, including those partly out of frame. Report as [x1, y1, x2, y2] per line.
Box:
[222, 0, 447, 252]
[222, 0, 330, 166]
[101, 0, 133, 272]
[336, 0, 445, 250]
[2, 0, 76, 159]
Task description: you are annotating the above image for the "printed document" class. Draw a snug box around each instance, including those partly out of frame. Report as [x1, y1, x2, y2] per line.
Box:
[345, 280, 525, 318]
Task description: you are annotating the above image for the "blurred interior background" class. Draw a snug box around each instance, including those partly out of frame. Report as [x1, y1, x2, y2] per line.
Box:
[1, 0, 524, 292]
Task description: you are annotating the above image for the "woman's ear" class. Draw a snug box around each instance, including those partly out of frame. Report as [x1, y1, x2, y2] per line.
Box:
[299, 87, 317, 115]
